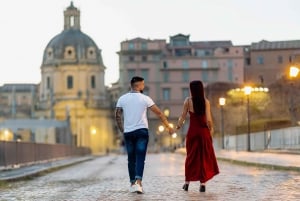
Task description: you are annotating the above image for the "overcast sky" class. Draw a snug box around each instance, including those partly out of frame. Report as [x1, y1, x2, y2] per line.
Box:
[1, 0, 300, 86]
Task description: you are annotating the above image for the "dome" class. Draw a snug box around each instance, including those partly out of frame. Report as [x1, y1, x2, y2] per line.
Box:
[42, 29, 104, 66]
[41, 2, 104, 67]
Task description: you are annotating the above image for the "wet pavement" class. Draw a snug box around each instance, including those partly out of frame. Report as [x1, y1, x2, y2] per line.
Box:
[0, 152, 300, 201]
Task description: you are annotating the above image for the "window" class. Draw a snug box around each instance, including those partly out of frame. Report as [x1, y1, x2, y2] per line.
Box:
[175, 49, 191, 56]
[46, 76, 51, 89]
[128, 43, 135, 50]
[87, 47, 96, 59]
[257, 56, 264, 64]
[141, 42, 147, 50]
[172, 38, 188, 46]
[228, 66, 233, 82]
[162, 88, 170, 101]
[153, 55, 160, 61]
[64, 46, 75, 59]
[91, 75, 96, 89]
[67, 76, 73, 89]
[163, 72, 169, 82]
[163, 61, 168, 68]
[182, 71, 189, 82]
[141, 69, 149, 81]
[205, 50, 211, 56]
[201, 71, 208, 82]
[202, 60, 208, 68]
[227, 59, 233, 68]
[129, 56, 135, 62]
[142, 55, 147, 62]
[70, 16, 74, 27]
[278, 56, 283, 64]
[47, 48, 53, 59]
[182, 60, 189, 69]
[128, 69, 136, 80]
[245, 58, 251, 65]
[182, 88, 189, 100]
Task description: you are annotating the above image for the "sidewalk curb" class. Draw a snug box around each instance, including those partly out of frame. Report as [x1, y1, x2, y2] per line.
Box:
[0, 156, 95, 182]
[216, 157, 300, 172]
[175, 148, 300, 172]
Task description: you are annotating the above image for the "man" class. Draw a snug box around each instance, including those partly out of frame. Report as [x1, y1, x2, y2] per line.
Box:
[115, 76, 174, 194]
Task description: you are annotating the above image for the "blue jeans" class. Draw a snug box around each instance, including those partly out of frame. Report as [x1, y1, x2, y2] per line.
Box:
[124, 128, 149, 183]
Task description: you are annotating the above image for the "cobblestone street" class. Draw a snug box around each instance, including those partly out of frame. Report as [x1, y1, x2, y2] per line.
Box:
[1, 153, 300, 201]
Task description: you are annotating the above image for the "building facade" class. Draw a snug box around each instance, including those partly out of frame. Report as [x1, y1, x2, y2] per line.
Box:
[0, 3, 116, 154]
[245, 40, 300, 85]
[35, 2, 115, 153]
[117, 34, 246, 147]
[0, 84, 37, 119]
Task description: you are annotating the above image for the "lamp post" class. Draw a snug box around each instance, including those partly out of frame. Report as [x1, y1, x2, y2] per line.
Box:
[244, 86, 252, 152]
[171, 132, 177, 151]
[156, 125, 164, 151]
[219, 97, 226, 149]
[289, 66, 300, 126]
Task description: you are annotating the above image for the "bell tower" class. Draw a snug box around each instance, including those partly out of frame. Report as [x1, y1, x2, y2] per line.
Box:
[64, 1, 80, 30]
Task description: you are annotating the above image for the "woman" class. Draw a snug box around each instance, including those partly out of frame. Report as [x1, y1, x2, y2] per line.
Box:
[176, 80, 219, 192]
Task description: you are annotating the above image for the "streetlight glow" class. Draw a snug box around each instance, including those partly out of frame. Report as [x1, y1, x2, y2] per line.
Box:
[158, 125, 164, 132]
[219, 97, 226, 149]
[91, 128, 97, 135]
[163, 108, 170, 117]
[244, 86, 252, 95]
[219, 97, 226, 106]
[289, 66, 300, 78]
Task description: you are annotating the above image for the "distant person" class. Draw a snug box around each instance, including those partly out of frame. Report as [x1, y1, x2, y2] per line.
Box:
[115, 76, 174, 194]
[176, 80, 219, 192]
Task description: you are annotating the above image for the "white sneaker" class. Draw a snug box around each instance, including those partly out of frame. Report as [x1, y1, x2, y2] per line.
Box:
[135, 182, 143, 194]
[129, 183, 137, 193]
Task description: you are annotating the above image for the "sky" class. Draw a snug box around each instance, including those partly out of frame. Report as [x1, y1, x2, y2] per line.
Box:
[1, 0, 300, 86]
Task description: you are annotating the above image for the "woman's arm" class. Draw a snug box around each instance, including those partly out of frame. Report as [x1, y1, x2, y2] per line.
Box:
[205, 99, 214, 135]
[176, 97, 189, 129]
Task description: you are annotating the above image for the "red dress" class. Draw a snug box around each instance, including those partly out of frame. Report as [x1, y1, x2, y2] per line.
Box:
[185, 111, 219, 183]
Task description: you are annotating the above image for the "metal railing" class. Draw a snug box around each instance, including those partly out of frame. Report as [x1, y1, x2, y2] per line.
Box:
[214, 126, 300, 151]
[0, 141, 91, 167]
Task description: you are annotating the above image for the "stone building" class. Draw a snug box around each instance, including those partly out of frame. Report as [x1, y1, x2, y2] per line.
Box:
[0, 84, 37, 119]
[35, 2, 115, 153]
[117, 34, 247, 147]
[245, 40, 300, 85]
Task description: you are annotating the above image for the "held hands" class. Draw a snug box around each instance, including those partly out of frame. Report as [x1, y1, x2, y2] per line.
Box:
[167, 127, 175, 135]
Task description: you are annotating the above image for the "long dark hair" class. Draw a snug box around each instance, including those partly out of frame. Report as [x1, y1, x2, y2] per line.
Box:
[190, 80, 205, 115]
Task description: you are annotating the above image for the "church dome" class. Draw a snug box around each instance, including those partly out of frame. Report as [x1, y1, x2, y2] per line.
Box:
[41, 2, 104, 67]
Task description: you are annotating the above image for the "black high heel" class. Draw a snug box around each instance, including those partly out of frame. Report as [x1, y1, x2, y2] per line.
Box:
[182, 184, 189, 191]
[200, 185, 205, 192]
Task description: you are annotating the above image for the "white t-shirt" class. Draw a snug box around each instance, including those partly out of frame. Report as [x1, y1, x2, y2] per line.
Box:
[116, 92, 155, 133]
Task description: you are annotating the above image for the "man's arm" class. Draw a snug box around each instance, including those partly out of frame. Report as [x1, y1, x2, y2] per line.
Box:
[115, 107, 124, 133]
[149, 104, 174, 134]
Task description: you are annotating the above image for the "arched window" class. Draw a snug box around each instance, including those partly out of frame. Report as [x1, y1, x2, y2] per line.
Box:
[67, 75, 73, 89]
[91, 75, 96, 89]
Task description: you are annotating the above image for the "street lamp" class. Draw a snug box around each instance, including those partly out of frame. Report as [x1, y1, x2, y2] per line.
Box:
[156, 125, 165, 151]
[289, 66, 299, 126]
[289, 66, 300, 78]
[163, 108, 170, 117]
[219, 97, 226, 149]
[244, 86, 252, 152]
